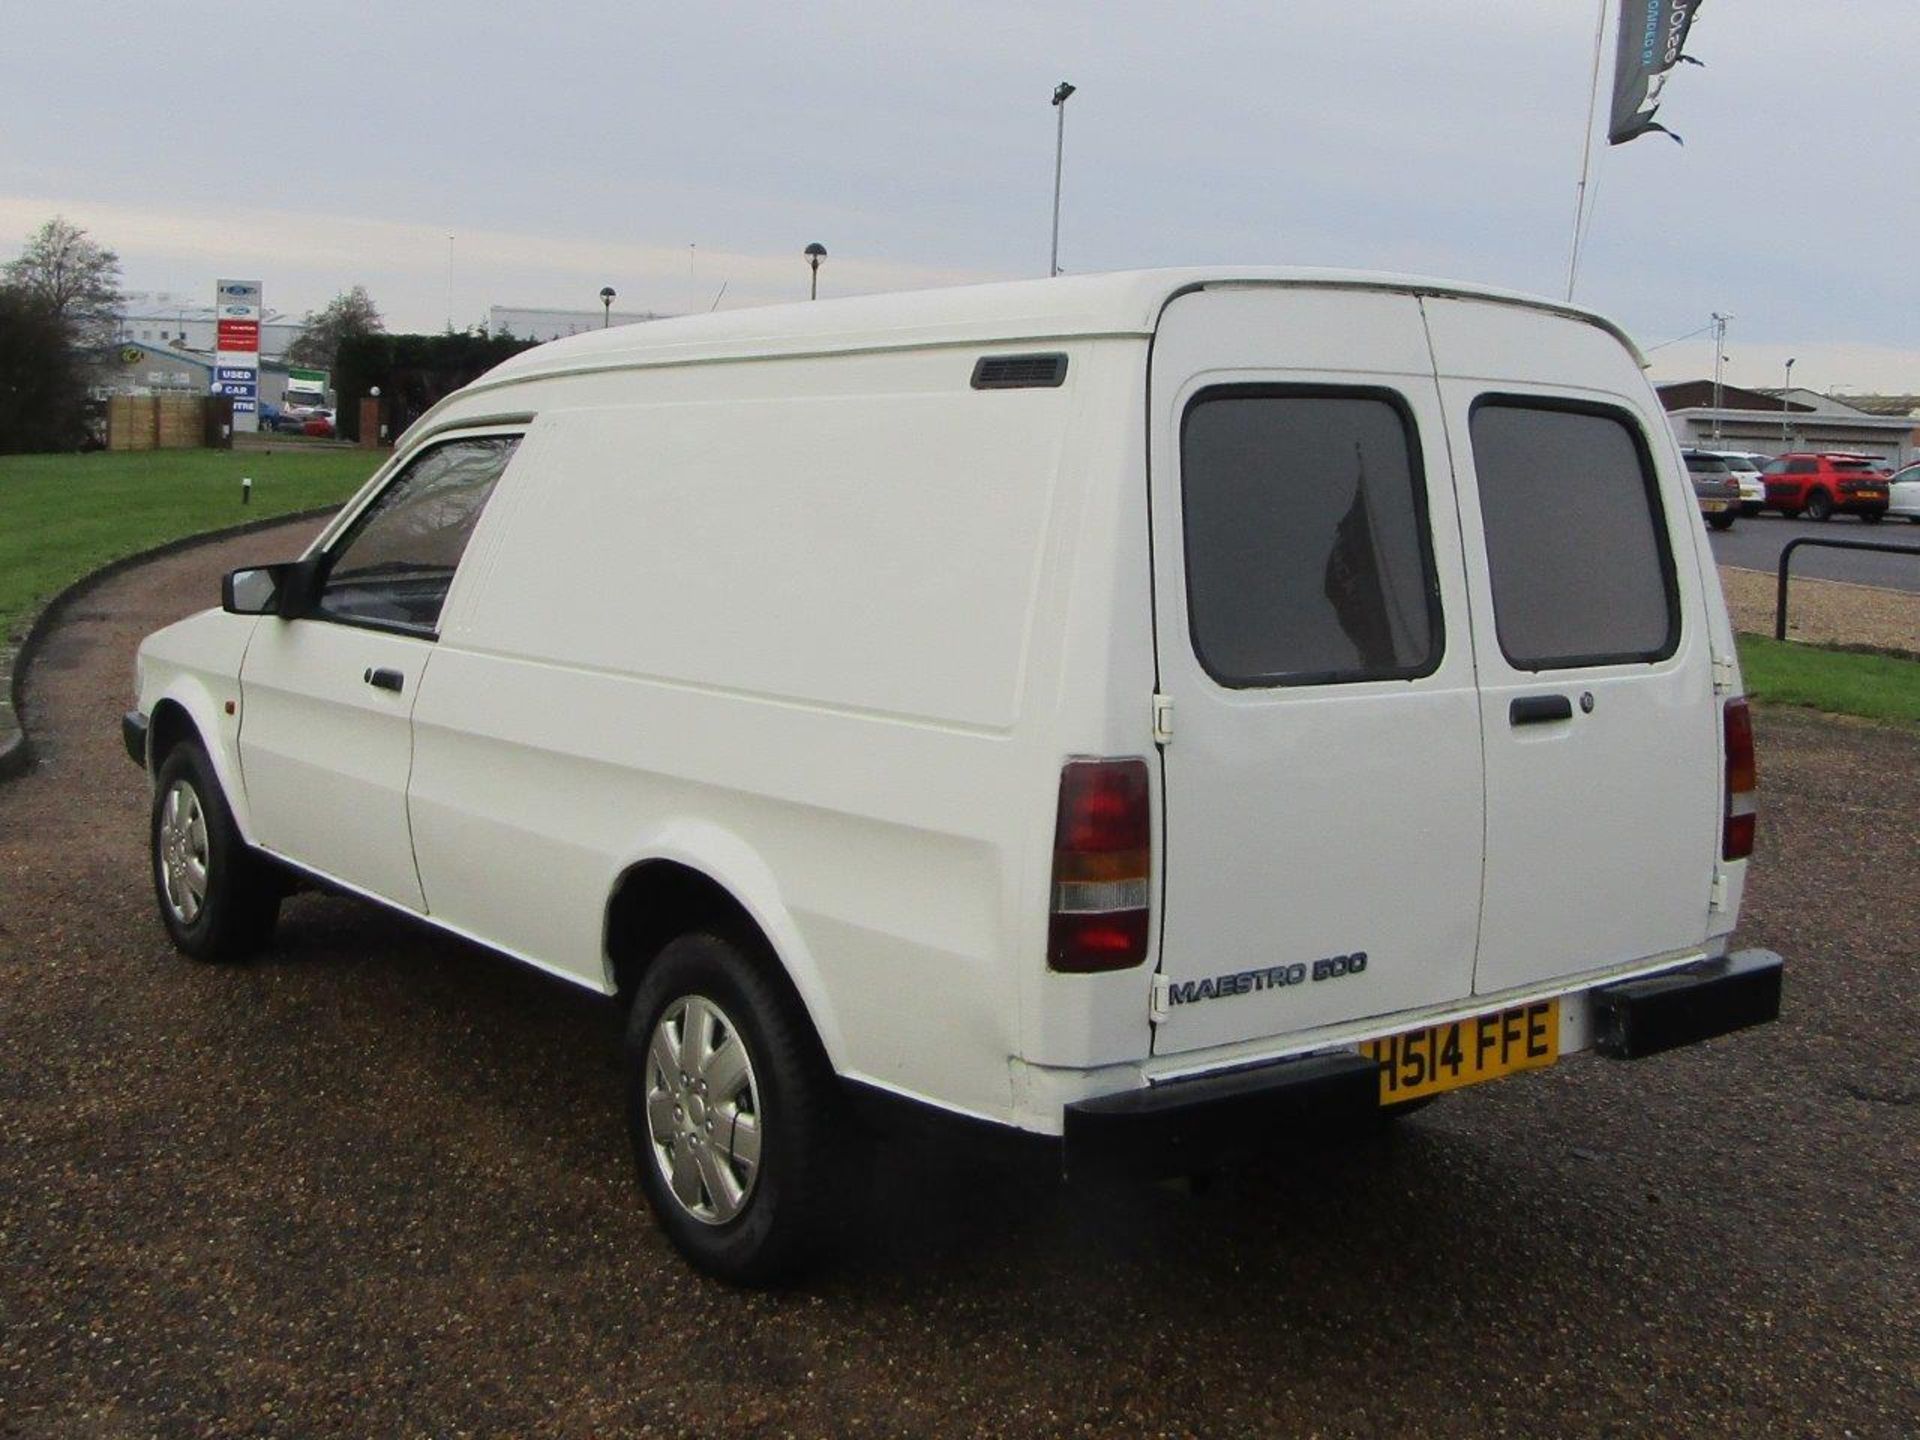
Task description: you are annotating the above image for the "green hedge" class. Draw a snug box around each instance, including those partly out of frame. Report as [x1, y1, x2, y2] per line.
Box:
[334, 332, 540, 442]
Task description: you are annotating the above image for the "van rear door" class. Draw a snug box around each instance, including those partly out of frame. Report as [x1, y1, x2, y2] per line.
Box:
[1421, 297, 1718, 997]
[1146, 286, 1484, 1056]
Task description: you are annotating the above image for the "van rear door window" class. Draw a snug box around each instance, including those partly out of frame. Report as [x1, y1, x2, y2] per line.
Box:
[1467, 401, 1677, 670]
[1180, 387, 1441, 687]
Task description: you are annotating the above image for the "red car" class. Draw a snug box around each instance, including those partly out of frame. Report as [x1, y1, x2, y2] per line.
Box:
[1760, 452, 1891, 522]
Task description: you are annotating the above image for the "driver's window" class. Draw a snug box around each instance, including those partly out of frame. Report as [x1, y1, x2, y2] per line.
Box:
[316, 434, 520, 633]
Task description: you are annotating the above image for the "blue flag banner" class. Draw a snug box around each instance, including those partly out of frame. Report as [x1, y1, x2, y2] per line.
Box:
[1609, 0, 1705, 145]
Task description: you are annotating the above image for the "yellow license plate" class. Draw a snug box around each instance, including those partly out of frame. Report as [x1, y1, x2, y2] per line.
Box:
[1362, 999, 1560, 1104]
[1700, 500, 1729, 513]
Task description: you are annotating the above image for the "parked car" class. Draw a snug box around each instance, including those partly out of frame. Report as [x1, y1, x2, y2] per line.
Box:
[1760, 452, 1891, 521]
[123, 268, 1782, 1282]
[301, 414, 336, 439]
[1889, 462, 1920, 523]
[1702, 450, 1768, 515]
[1682, 450, 1742, 530]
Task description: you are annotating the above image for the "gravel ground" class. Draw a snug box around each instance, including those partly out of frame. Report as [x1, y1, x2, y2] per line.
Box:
[1720, 564, 1920, 656]
[2, 520, 1916, 1438]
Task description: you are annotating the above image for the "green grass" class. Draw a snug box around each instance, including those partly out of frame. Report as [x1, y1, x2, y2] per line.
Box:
[1737, 633, 1920, 727]
[0, 448, 374, 642]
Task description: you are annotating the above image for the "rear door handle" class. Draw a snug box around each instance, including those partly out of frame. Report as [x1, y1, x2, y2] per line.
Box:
[1509, 694, 1572, 726]
[363, 666, 405, 693]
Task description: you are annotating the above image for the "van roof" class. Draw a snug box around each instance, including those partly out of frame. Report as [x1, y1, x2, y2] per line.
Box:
[473, 267, 1644, 393]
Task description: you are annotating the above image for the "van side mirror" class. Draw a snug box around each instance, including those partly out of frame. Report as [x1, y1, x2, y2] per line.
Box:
[222, 556, 323, 617]
[223, 565, 288, 615]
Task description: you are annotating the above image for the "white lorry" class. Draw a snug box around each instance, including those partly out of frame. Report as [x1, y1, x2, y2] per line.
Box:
[126, 269, 1782, 1280]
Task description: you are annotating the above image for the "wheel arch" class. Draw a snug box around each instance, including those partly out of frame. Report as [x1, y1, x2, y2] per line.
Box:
[602, 829, 847, 1073]
[145, 681, 254, 840]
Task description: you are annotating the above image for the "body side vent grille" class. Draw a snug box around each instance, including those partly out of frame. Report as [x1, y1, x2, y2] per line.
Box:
[971, 353, 1069, 390]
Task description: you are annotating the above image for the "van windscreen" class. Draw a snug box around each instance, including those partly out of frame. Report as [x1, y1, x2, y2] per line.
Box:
[1179, 387, 1440, 688]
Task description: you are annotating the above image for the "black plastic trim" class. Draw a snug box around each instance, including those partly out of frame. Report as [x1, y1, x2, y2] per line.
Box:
[970, 352, 1069, 389]
[1064, 1050, 1382, 1177]
[1591, 949, 1783, 1059]
[121, 709, 148, 769]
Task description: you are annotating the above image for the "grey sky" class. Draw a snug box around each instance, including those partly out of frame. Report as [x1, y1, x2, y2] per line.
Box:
[4, 1, 1914, 391]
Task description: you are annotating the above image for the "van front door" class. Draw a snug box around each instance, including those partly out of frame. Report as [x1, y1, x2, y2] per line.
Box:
[1147, 287, 1484, 1057]
[239, 433, 521, 910]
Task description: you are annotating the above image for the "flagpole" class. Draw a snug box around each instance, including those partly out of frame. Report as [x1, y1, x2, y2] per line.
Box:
[1565, 0, 1610, 300]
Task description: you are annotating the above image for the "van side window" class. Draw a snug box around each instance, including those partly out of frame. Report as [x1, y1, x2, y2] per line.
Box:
[316, 434, 521, 635]
[1468, 401, 1676, 669]
[1180, 387, 1441, 687]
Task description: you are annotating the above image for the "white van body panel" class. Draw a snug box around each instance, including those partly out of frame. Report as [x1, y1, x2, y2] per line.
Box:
[135, 613, 260, 838]
[127, 269, 1750, 1141]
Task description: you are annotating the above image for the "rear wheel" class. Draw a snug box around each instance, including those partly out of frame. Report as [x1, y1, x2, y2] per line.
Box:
[151, 743, 281, 961]
[625, 930, 850, 1283]
[1860, 510, 1884, 525]
[1804, 489, 1834, 521]
[1707, 513, 1735, 531]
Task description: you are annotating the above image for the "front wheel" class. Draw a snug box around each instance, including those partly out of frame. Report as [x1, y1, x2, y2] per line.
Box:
[1804, 489, 1834, 521]
[626, 930, 851, 1283]
[151, 743, 281, 961]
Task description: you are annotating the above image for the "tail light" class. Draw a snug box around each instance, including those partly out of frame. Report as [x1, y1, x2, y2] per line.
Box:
[1048, 758, 1151, 973]
[1723, 698, 1757, 861]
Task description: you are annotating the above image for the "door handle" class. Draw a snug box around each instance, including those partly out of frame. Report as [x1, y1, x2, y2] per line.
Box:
[1509, 694, 1572, 726]
[363, 667, 405, 693]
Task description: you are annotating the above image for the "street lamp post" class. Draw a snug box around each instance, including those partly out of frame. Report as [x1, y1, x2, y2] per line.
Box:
[1050, 82, 1075, 277]
[1709, 312, 1731, 441]
[599, 286, 616, 328]
[1781, 357, 1795, 447]
[804, 243, 827, 300]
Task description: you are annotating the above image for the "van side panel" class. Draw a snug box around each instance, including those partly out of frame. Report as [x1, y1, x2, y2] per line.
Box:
[409, 349, 1094, 1124]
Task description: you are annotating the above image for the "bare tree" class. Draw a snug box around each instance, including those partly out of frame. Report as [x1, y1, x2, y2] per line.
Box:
[2, 217, 122, 347]
[287, 286, 385, 370]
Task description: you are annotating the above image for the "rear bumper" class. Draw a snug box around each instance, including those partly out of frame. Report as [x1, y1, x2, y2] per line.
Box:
[122, 709, 148, 769]
[1063, 1051, 1381, 1177]
[1061, 948, 1784, 1176]
[1590, 948, 1783, 1058]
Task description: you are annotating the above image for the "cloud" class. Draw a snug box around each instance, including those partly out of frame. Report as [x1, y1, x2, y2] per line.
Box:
[0, 193, 1007, 329]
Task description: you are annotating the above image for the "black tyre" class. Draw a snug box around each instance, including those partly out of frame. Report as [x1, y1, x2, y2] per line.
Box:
[151, 742, 281, 962]
[1859, 510, 1884, 525]
[1707, 513, 1735, 531]
[625, 929, 849, 1283]
[1804, 489, 1834, 521]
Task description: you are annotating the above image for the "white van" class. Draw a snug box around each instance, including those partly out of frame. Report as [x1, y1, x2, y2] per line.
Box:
[126, 268, 1782, 1280]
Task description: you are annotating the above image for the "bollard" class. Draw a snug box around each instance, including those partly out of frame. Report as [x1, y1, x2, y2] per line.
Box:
[241, 476, 253, 506]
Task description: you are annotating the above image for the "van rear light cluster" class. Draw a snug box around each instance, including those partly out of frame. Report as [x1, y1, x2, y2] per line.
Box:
[1722, 697, 1757, 861]
[1048, 759, 1152, 973]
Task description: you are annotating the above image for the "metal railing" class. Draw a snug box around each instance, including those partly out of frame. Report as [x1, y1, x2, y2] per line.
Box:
[1774, 536, 1920, 641]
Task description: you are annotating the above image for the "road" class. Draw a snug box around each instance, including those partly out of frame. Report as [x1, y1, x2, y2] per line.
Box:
[1709, 511, 1920, 593]
[1, 519, 1916, 1438]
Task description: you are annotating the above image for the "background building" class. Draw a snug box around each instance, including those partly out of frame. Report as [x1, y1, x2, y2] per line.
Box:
[115, 291, 305, 360]
[1658, 381, 1914, 467]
